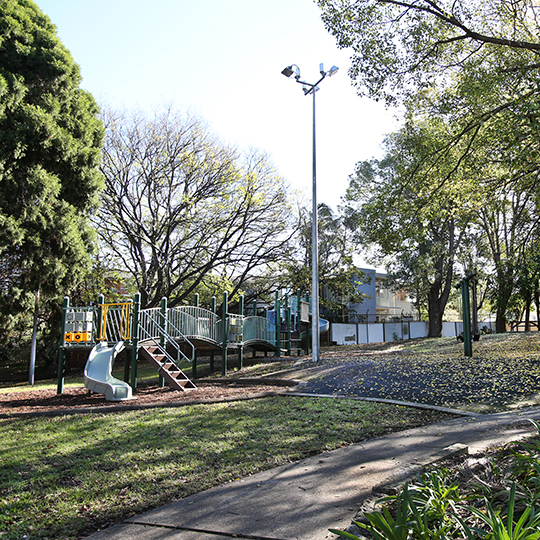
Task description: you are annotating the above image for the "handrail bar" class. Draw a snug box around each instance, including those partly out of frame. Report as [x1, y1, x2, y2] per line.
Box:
[138, 309, 194, 364]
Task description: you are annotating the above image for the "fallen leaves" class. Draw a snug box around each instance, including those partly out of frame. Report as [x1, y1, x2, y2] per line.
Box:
[301, 333, 540, 412]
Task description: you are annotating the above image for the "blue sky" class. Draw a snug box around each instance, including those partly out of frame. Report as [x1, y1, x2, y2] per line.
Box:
[34, 0, 398, 210]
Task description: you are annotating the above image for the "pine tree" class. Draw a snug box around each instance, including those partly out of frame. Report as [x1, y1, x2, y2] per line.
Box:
[0, 1, 103, 348]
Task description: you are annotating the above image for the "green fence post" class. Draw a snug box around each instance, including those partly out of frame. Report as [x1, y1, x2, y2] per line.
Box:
[275, 292, 281, 358]
[296, 290, 302, 356]
[286, 306, 292, 356]
[455, 273, 475, 357]
[252, 300, 257, 358]
[210, 296, 216, 373]
[306, 295, 310, 356]
[97, 293, 105, 341]
[238, 295, 244, 369]
[222, 291, 228, 377]
[131, 292, 141, 391]
[461, 280, 473, 357]
[193, 294, 199, 379]
[56, 296, 70, 394]
[159, 297, 167, 387]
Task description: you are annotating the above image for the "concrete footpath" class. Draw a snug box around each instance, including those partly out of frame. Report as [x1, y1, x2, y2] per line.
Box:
[86, 406, 540, 540]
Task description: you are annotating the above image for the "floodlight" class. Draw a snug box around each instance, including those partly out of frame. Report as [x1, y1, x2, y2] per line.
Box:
[282, 65, 301, 79]
[281, 65, 294, 78]
[328, 65, 339, 77]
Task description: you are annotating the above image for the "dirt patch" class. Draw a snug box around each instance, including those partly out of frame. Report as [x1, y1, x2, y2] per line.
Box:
[0, 381, 287, 416]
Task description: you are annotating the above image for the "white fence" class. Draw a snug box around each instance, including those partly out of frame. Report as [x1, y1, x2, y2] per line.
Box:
[330, 320, 496, 345]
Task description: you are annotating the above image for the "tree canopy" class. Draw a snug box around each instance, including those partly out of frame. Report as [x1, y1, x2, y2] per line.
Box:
[342, 117, 472, 336]
[0, 0, 104, 340]
[98, 107, 296, 308]
[318, 0, 540, 105]
[321, 0, 540, 330]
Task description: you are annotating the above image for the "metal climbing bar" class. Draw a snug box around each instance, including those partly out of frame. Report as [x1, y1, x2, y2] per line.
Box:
[98, 303, 132, 342]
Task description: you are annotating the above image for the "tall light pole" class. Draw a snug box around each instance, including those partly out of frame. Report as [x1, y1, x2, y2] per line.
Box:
[281, 63, 338, 362]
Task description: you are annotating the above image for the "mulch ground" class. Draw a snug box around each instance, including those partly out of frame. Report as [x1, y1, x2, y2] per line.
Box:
[0, 381, 286, 416]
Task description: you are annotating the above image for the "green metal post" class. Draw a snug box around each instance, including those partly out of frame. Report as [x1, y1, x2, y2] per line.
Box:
[264, 308, 269, 357]
[159, 297, 167, 387]
[131, 292, 141, 391]
[286, 307, 292, 356]
[222, 291, 228, 377]
[210, 296, 216, 372]
[461, 280, 473, 357]
[97, 293, 105, 341]
[306, 295, 310, 356]
[296, 290, 302, 356]
[56, 296, 70, 394]
[238, 295, 244, 369]
[123, 296, 131, 382]
[252, 300, 257, 358]
[275, 292, 281, 358]
[283, 296, 290, 355]
[192, 294, 199, 379]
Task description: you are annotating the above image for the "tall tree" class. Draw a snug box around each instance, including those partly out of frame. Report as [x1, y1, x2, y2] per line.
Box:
[320, 0, 540, 333]
[342, 118, 471, 337]
[97, 107, 296, 308]
[0, 1, 104, 356]
[284, 203, 365, 322]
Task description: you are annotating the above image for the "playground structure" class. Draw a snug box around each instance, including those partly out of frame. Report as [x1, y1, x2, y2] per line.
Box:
[57, 291, 326, 400]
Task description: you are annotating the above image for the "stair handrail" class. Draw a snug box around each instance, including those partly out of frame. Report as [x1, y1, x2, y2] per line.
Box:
[158, 310, 196, 362]
[138, 309, 194, 366]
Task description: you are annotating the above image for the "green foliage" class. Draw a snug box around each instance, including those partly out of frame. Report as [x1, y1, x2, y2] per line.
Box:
[317, 0, 540, 106]
[284, 203, 366, 322]
[0, 0, 104, 344]
[331, 427, 540, 540]
[342, 117, 473, 336]
[320, 0, 540, 333]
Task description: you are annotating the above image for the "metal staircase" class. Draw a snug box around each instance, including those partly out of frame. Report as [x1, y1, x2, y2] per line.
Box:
[138, 345, 196, 390]
[138, 308, 197, 390]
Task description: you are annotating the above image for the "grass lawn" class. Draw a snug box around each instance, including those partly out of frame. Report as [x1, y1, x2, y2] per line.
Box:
[3, 331, 540, 539]
[0, 396, 453, 539]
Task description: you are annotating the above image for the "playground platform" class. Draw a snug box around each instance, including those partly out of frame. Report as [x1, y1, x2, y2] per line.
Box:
[57, 292, 324, 398]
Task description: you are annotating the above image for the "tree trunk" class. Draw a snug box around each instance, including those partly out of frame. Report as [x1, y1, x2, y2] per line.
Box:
[427, 283, 444, 337]
[29, 290, 40, 385]
[535, 280, 540, 331]
[495, 309, 507, 333]
[494, 271, 513, 333]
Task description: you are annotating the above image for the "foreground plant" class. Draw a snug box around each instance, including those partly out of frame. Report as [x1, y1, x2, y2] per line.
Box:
[331, 420, 540, 540]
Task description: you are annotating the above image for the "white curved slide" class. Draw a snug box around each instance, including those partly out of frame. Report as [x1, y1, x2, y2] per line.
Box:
[320, 318, 330, 334]
[84, 341, 133, 401]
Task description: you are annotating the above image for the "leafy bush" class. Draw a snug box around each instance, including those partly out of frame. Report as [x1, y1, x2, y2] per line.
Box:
[331, 420, 540, 540]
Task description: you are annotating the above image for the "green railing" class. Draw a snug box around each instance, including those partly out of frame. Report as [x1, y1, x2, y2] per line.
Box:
[243, 316, 276, 347]
[61, 300, 281, 351]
